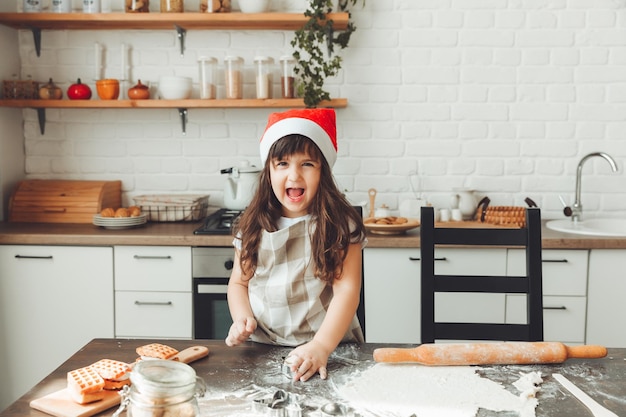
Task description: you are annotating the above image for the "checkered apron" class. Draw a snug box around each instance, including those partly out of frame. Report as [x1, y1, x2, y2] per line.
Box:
[248, 218, 364, 346]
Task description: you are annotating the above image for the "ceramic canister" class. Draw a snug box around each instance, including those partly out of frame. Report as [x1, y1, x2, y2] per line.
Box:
[51, 0, 72, 12]
[23, 0, 42, 12]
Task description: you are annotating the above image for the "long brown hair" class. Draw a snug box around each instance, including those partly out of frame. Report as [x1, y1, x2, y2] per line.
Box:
[233, 135, 365, 284]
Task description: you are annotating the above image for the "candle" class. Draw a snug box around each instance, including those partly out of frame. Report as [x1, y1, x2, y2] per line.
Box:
[94, 42, 101, 80]
[121, 43, 127, 81]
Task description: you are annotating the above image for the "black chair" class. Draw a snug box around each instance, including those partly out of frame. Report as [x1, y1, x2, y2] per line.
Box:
[420, 206, 543, 343]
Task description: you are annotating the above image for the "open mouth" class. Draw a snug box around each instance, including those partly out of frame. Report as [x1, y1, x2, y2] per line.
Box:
[286, 188, 304, 199]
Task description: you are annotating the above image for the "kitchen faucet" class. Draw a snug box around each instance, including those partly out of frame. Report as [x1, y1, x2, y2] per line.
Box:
[567, 152, 618, 223]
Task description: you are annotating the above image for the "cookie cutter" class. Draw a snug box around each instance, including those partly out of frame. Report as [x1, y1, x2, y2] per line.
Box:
[252, 390, 304, 417]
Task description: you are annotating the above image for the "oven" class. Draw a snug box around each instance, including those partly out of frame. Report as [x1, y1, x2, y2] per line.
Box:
[192, 247, 234, 340]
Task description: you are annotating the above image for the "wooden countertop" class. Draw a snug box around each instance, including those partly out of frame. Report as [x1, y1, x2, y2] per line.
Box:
[1, 338, 625, 417]
[1, 220, 626, 249]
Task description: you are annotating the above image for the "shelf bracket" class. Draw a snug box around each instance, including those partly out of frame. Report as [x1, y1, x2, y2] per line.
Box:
[31, 27, 42, 57]
[175, 25, 186, 57]
[178, 108, 188, 135]
[36, 108, 46, 134]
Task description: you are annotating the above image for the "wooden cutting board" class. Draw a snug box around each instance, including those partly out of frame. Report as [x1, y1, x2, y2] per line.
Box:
[30, 346, 209, 417]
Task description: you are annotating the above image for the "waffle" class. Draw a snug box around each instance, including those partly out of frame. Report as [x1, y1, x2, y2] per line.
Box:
[136, 343, 179, 360]
[67, 366, 105, 404]
[90, 359, 131, 380]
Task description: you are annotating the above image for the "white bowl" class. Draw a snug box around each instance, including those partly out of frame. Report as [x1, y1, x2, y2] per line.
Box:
[158, 76, 192, 100]
[238, 0, 270, 13]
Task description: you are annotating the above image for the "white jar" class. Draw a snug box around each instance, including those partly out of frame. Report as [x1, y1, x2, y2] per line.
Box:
[82, 0, 101, 12]
[23, 0, 42, 12]
[254, 56, 273, 99]
[198, 56, 217, 99]
[51, 0, 72, 12]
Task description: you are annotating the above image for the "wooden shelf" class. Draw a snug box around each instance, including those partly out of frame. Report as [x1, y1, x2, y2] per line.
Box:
[0, 98, 347, 109]
[0, 12, 349, 31]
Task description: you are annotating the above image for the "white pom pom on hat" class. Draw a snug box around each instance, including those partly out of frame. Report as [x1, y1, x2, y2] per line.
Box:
[259, 108, 337, 168]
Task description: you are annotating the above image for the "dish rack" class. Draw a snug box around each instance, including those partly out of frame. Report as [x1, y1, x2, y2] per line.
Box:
[133, 194, 209, 222]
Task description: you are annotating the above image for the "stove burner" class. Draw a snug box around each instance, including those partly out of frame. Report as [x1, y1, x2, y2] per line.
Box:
[194, 208, 242, 235]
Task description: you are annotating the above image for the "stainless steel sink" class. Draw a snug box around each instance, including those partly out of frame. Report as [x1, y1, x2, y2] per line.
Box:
[546, 219, 626, 237]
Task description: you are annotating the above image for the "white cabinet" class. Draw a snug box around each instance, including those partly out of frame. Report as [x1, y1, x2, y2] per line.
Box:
[587, 249, 626, 347]
[114, 246, 192, 339]
[363, 247, 506, 344]
[0, 245, 113, 410]
[507, 249, 588, 344]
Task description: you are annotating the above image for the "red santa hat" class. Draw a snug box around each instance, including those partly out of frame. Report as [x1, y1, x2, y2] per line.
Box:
[259, 108, 338, 168]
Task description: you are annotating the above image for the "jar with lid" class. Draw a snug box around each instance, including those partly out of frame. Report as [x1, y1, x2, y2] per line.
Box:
[224, 56, 243, 99]
[253, 56, 273, 99]
[200, 0, 231, 12]
[126, 0, 150, 12]
[279, 55, 296, 99]
[161, 0, 184, 12]
[117, 360, 206, 417]
[198, 56, 217, 99]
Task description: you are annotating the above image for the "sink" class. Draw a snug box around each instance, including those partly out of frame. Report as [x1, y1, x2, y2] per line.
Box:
[546, 219, 626, 237]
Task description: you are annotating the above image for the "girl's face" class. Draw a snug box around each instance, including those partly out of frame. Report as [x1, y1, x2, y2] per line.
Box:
[269, 151, 321, 218]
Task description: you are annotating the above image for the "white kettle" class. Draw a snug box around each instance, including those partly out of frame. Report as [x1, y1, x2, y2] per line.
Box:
[221, 162, 261, 210]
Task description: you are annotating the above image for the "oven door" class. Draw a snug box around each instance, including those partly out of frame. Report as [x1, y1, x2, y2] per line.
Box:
[193, 277, 231, 340]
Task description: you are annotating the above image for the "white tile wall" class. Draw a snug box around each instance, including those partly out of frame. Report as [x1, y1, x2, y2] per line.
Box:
[12, 0, 626, 218]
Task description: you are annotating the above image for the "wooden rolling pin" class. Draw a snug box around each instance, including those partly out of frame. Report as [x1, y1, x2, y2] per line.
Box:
[373, 342, 607, 366]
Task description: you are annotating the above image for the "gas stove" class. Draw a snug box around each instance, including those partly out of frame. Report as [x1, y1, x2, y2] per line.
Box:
[194, 209, 242, 235]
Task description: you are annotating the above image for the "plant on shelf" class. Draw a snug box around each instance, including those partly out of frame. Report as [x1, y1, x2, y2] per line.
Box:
[291, 0, 364, 108]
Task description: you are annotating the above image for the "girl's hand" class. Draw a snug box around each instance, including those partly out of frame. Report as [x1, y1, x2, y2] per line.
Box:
[286, 340, 331, 382]
[225, 316, 257, 346]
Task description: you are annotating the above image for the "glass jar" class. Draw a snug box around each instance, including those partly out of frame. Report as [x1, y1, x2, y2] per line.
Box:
[200, 0, 231, 12]
[161, 0, 184, 12]
[224, 56, 243, 99]
[279, 55, 296, 99]
[119, 360, 206, 417]
[126, 0, 150, 12]
[198, 57, 217, 99]
[254, 56, 273, 99]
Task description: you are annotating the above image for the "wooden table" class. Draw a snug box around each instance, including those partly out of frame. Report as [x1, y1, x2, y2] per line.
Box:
[2, 339, 625, 417]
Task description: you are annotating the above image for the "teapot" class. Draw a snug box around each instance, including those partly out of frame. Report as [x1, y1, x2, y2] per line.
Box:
[451, 188, 478, 220]
[221, 161, 261, 210]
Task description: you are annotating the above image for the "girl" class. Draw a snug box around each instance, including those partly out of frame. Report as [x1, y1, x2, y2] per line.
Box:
[225, 108, 367, 382]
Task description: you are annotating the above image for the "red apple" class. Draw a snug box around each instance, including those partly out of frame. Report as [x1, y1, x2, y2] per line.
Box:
[67, 78, 92, 100]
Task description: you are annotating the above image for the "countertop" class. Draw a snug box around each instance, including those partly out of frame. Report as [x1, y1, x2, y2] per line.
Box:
[1, 338, 625, 417]
[1, 220, 626, 249]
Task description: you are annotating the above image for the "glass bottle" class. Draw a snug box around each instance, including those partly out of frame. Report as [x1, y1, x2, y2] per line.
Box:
[224, 56, 243, 99]
[161, 0, 184, 12]
[198, 56, 217, 99]
[254, 56, 273, 99]
[279, 55, 296, 98]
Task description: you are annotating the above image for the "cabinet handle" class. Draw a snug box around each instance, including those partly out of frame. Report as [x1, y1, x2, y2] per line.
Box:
[408, 257, 447, 261]
[133, 255, 173, 260]
[134, 301, 173, 306]
[543, 306, 567, 310]
[14, 254, 53, 260]
[542, 259, 569, 263]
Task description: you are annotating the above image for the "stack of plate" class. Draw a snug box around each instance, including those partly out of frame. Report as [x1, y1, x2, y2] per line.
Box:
[93, 214, 148, 230]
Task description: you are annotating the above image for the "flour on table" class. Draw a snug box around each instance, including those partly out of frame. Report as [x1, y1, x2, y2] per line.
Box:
[336, 364, 543, 417]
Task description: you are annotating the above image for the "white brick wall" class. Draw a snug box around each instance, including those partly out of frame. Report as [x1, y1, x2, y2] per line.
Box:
[14, 0, 626, 218]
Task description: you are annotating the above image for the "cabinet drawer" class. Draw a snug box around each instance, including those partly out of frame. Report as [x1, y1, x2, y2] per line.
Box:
[506, 295, 586, 343]
[115, 291, 192, 338]
[508, 249, 588, 296]
[115, 246, 191, 291]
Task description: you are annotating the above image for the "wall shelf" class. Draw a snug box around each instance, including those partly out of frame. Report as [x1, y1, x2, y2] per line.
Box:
[0, 98, 348, 134]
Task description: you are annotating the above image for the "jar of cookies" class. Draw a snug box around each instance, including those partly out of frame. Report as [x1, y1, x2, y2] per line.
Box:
[161, 0, 183, 12]
[122, 360, 206, 417]
[200, 0, 231, 12]
[126, 0, 149, 12]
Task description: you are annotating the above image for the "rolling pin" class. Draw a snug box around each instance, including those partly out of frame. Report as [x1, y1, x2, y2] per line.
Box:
[373, 342, 607, 366]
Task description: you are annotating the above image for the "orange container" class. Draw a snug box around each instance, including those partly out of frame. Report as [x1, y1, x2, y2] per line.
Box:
[96, 79, 120, 100]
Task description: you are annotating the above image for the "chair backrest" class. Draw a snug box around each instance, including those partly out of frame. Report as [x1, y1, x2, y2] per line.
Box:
[420, 206, 543, 343]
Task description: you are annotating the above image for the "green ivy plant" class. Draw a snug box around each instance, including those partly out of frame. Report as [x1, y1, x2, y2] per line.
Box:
[291, 0, 365, 108]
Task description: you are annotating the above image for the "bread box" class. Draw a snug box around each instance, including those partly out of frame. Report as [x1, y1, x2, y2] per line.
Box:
[8, 180, 122, 223]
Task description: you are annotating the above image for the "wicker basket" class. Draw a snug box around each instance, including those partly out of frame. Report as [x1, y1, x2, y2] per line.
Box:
[3, 79, 39, 99]
[133, 194, 209, 222]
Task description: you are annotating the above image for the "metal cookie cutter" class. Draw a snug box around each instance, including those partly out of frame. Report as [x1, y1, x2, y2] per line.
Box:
[281, 356, 296, 379]
[253, 390, 305, 417]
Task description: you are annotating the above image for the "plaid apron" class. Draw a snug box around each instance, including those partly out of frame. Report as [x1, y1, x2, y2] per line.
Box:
[248, 218, 364, 346]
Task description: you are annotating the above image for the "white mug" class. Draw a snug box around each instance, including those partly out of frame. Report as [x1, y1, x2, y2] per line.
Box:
[439, 208, 451, 222]
[82, 0, 101, 13]
[451, 208, 463, 222]
[51, 0, 71, 12]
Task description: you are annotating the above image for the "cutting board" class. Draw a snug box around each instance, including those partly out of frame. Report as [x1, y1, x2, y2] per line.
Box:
[30, 346, 209, 417]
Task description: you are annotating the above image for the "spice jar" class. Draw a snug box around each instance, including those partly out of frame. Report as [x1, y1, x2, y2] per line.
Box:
[198, 57, 217, 99]
[23, 0, 42, 12]
[254, 56, 273, 99]
[224, 56, 243, 99]
[126, 0, 149, 12]
[161, 0, 184, 12]
[279, 55, 296, 99]
[118, 360, 206, 417]
[199, 0, 231, 12]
